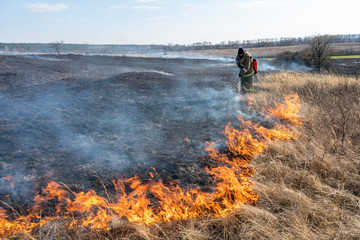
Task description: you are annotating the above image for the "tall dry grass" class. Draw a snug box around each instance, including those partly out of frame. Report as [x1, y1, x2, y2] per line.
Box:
[8, 72, 360, 239]
[238, 72, 360, 239]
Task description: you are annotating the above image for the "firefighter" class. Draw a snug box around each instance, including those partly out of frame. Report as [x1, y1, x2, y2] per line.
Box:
[236, 47, 255, 94]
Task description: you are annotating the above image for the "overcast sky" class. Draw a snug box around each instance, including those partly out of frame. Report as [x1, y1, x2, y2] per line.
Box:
[0, 0, 359, 44]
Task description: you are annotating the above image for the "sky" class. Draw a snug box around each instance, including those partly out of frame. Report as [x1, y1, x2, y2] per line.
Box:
[0, 0, 359, 45]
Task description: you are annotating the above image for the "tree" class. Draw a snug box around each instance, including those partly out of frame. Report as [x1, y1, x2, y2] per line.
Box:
[49, 40, 64, 55]
[304, 35, 334, 72]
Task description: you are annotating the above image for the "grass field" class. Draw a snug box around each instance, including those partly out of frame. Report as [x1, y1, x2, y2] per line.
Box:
[256, 57, 276, 61]
[331, 55, 360, 59]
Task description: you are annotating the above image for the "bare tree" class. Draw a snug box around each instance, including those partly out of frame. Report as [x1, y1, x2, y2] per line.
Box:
[49, 40, 64, 55]
[102, 45, 110, 55]
[305, 35, 334, 72]
[82, 42, 90, 55]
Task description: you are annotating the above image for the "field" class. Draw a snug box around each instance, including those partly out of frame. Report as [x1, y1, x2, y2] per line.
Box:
[154, 43, 360, 76]
[0, 53, 360, 239]
[186, 42, 360, 58]
[331, 55, 360, 59]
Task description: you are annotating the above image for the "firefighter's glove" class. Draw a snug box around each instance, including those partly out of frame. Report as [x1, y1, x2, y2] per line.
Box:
[241, 68, 247, 74]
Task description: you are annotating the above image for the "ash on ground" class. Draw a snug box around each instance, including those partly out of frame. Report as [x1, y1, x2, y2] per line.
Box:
[0, 54, 249, 205]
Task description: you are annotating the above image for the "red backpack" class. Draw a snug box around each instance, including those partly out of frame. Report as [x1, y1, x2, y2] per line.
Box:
[253, 58, 258, 74]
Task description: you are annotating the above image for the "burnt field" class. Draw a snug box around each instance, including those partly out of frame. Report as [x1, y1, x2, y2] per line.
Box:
[0, 54, 249, 206]
[1, 54, 359, 239]
[334, 58, 360, 75]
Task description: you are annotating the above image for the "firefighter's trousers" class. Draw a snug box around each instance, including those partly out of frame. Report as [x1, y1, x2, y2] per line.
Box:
[240, 74, 253, 94]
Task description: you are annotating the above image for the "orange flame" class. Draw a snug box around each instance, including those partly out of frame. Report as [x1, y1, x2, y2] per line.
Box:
[0, 93, 302, 237]
[264, 94, 302, 126]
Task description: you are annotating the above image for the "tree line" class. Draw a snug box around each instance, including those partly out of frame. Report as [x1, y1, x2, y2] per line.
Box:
[203, 34, 360, 49]
[1, 34, 359, 55]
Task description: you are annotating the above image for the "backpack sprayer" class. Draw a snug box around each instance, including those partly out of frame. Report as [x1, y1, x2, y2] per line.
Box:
[253, 58, 258, 74]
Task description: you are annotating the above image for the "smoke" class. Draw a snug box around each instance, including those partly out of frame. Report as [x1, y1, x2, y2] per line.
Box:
[258, 59, 312, 72]
[122, 52, 233, 62]
[0, 54, 245, 203]
[0, 51, 314, 208]
[25, 55, 69, 61]
[140, 53, 311, 72]
[1, 51, 311, 72]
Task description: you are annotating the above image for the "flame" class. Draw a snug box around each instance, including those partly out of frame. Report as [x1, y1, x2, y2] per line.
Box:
[0, 94, 302, 237]
[264, 94, 302, 126]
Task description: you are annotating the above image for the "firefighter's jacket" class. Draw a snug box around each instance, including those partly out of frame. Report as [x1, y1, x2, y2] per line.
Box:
[236, 51, 255, 77]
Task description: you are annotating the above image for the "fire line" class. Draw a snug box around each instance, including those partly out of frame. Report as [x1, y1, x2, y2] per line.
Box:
[0, 93, 301, 237]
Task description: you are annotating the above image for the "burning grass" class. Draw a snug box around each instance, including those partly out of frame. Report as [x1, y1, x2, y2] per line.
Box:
[1, 71, 360, 239]
[0, 91, 301, 238]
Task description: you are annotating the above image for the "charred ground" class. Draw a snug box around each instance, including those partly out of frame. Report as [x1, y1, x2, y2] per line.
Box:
[0, 54, 248, 207]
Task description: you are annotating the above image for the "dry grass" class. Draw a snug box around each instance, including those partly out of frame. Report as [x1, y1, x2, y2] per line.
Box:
[8, 72, 360, 239]
[235, 72, 360, 239]
[190, 42, 360, 58]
